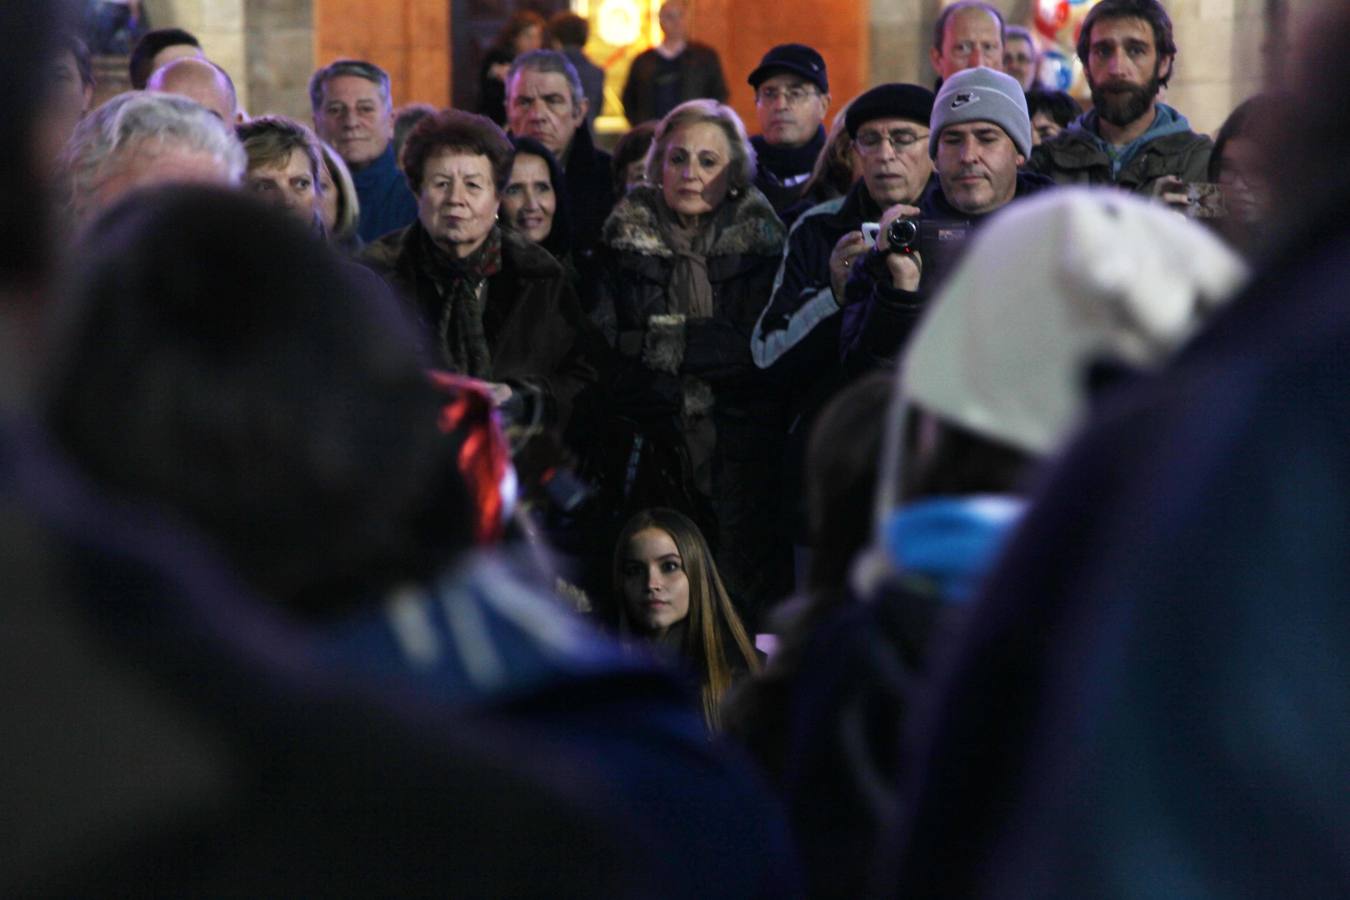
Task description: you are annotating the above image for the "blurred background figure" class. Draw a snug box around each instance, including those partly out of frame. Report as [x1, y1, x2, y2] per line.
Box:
[477, 10, 546, 126]
[1026, 87, 1082, 146]
[1207, 93, 1281, 257]
[929, 1, 1005, 83]
[548, 11, 604, 132]
[128, 26, 202, 90]
[146, 56, 241, 123]
[81, 0, 144, 55]
[317, 139, 361, 251]
[1002, 24, 1040, 91]
[613, 508, 760, 729]
[57, 90, 244, 226]
[621, 0, 728, 126]
[392, 101, 436, 171]
[610, 120, 657, 196]
[44, 33, 95, 157]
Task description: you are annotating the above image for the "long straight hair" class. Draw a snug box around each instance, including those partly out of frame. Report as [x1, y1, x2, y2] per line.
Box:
[613, 508, 760, 728]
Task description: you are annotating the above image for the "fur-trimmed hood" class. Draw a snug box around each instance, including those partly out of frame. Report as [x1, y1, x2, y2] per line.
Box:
[602, 185, 786, 260]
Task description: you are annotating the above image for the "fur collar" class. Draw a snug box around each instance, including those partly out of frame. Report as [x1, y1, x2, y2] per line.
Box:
[602, 185, 785, 259]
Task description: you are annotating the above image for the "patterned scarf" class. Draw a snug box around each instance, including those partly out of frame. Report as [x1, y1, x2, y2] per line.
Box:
[416, 224, 503, 377]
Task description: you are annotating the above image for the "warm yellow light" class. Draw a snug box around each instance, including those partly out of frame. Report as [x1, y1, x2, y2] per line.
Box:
[597, 0, 642, 46]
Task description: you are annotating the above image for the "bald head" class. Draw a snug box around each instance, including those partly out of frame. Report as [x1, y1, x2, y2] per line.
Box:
[147, 57, 238, 122]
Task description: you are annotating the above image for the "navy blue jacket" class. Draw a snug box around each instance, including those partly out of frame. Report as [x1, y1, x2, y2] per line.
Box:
[351, 142, 418, 244]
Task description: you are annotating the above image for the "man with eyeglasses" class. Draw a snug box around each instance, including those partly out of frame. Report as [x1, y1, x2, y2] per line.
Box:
[750, 83, 935, 577]
[747, 44, 832, 216]
[840, 67, 1053, 372]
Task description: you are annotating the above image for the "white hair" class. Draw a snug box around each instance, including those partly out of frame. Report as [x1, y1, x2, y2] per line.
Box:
[59, 91, 246, 220]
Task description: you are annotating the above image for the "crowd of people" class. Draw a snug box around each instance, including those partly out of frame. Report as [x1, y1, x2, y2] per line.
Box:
[6, 0, 1346, 894]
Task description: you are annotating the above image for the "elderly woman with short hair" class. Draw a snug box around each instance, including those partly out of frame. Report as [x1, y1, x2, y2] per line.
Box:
[361, 108, 597, 441]
[589, 98, 788, 629]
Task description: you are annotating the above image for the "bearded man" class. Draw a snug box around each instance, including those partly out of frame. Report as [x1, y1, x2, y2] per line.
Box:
[1027, 0, 1210, 198]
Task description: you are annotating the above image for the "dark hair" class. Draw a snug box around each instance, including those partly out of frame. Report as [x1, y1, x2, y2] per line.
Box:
[1208, 93, 1282, 182]
[507, 134, 572, 256]
[548, 11, 589, 48]
[1077, 0, 1177, 85]
[58, 31, 94, 89]
[44, 186, 471, 616]
[401, 108, 514, 194]
[394, 103, 437, 167]
[1025, 88, 1082, 128]
[129, 27, 201, 90]
[2, 0, 69, 288]
[932, 1, 1006, 52]
[612, 508, 759, 729]
[610, 121, 657, 194]
[492, 11, 547, 55]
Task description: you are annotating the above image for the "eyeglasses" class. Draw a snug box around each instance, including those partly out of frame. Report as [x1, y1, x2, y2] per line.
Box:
[854, 128, 927, 154]
[755, 86, 819, 106]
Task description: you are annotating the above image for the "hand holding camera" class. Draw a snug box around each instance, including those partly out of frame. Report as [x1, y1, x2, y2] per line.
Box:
[868, 203, 923, 292]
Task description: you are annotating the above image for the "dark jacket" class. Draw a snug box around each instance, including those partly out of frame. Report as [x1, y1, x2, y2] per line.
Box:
[588, 185, 788, 625]
[889, 202, 1350, 899]
[561, 124, 617, 271]
[840, 170, 1056, 374]
[1028, 104, 1212, 196]
[752, 128, 827, 217]
[563, 46, 605, 130]
[350, 142, 419, 244]
[362, 224, 599, 434]
[621, 42, 728, 126]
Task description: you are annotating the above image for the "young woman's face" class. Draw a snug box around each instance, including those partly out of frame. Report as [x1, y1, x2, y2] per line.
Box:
[500, 153, 556, 243]
[622, 527, 690, 633]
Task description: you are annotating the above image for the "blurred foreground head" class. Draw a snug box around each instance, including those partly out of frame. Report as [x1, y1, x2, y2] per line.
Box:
[886, 188, 1248, 508]
[58, 91, 245, 227]
[1275, 5, 1350, 227]
[44, 186, 471, 614]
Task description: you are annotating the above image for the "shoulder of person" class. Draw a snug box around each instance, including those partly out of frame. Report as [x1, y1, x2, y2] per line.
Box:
[501, 229, 566, 280]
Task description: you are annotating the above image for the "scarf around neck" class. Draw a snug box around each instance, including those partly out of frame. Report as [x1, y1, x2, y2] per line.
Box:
[416, 224, 503, 376]
[656, 203, 718, 319]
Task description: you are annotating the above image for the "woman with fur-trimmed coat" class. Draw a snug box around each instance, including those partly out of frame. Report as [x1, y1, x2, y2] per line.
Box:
[586, 99, 788, 630]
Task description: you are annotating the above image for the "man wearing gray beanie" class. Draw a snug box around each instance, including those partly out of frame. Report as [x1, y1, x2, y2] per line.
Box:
[838, 65, 1053, 374]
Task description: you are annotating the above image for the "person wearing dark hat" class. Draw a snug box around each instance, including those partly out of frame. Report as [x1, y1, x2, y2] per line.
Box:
[839, 66, 1054, 374]
[749, 82, 935, 585]
[748, 43, 832, 216]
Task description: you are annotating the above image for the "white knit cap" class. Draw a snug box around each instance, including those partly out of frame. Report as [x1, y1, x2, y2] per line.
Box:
[899, 188, 1249, 456]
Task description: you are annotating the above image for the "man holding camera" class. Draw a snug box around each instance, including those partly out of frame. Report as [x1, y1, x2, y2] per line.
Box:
[751, 83, 935, 374]
[840, 66, 1053, 372]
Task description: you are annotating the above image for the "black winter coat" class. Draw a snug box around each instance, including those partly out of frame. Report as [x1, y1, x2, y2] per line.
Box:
[586, 185, 788, 626]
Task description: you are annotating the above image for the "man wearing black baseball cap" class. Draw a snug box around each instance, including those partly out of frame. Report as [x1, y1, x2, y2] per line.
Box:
[748, 43, 831, 215]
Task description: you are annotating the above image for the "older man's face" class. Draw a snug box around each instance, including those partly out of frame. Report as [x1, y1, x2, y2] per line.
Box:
[754, 73, 829, 148]
[315, 75, 393, 170]
[931, 7, 1004, 80]
[507, 68, 586, 158]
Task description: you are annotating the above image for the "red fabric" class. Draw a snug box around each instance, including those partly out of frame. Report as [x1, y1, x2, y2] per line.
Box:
[427, 370, 513, 544]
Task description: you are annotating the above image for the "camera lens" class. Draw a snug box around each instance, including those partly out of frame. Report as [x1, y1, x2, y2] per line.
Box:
[887, 218, 919, 253]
